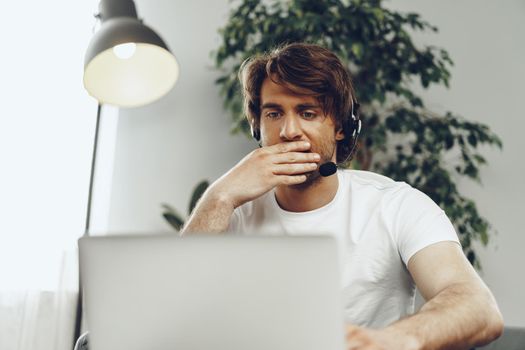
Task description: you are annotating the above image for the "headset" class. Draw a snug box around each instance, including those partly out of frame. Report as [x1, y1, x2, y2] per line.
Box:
[341, 100, 362, 164]
[250, 99, 362, 177]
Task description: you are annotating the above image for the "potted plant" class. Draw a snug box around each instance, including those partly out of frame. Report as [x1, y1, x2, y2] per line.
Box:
[212, 0, 502, 268]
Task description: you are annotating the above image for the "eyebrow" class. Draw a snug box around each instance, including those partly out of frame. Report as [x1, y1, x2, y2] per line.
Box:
[296, 103, 321, 110]
[261, 102, 321, 110]
[261, 103, 282, 110]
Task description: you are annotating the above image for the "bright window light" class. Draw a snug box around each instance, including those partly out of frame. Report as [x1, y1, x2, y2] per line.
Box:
[0, 0, 101, 291]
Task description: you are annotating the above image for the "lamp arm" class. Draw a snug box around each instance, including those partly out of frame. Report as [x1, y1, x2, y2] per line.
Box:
[83, 103, 102, 236]
[73, 102, 102, 346]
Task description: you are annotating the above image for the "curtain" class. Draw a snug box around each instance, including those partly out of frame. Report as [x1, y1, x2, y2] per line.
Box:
[0, 250, 77, 350]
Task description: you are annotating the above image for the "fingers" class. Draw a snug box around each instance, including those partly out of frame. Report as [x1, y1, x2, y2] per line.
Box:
[264, 141, 320, 165]
[273, 162, 318, 175]
[273, 151, 320, 164]
[268, 141, 311, 154]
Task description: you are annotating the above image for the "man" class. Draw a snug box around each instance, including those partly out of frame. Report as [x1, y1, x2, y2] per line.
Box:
[182, 43, 503, 350]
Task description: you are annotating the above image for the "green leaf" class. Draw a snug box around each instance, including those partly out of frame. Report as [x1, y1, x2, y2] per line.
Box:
[163, 213, 184, 231]
[466, 250, 476, 265]
[479, 230, 489, 246]
[473, 154, 486, 165]
[188, 180, 210, 215]
[161, 204, 185, 231]
[444, 134, 454, 149]
[467, 133, 478, 147]
[351, 42, 364, 60]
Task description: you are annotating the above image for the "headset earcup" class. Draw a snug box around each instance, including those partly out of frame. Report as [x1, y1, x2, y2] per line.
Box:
[341, 112, 361, 162]
[347, 118, 361, 161]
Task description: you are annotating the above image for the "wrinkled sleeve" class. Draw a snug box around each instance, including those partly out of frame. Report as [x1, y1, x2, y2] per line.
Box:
[227, 208, 242, 233]
[389, 186, 460, 266]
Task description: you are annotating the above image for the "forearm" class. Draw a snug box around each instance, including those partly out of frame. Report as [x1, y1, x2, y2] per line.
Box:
[385, 283, 503, 350]
[181, 187, 235, 235]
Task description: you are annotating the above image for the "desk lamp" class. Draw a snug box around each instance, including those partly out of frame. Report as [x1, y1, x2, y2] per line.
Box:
[74, 0, 179, 344]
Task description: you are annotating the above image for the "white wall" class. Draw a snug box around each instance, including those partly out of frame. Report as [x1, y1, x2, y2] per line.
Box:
[106, 0, 254, 232]
[106, 0, 525, 326]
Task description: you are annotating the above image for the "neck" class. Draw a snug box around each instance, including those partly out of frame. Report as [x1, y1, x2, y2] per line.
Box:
[275, 172, 339, 212]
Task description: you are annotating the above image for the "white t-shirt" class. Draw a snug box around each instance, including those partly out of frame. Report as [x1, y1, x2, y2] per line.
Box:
[228, 170, 460, 328]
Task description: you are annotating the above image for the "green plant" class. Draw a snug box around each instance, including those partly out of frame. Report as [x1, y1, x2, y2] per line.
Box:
[213, 0, 502, 268]
[162, 180, 210, 231]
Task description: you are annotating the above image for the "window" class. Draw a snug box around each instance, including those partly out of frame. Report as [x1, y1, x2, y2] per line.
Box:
[0, 1, 107, 349]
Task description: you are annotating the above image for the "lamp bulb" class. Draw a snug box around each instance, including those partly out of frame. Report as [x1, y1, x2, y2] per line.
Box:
[113, 43, 136, 59]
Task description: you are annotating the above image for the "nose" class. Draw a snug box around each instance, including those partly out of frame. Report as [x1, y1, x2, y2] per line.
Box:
[279, 114, 303, 141]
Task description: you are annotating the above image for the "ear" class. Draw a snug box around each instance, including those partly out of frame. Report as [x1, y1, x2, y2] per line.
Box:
[335, 128, 345, 141]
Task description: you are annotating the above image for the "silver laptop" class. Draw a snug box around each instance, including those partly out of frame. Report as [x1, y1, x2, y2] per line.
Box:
[79, 234, 345, 350]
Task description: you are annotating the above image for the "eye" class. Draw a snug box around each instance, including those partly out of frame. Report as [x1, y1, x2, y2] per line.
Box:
[265, 111, 282, 119]
[301, 111, 317, 120]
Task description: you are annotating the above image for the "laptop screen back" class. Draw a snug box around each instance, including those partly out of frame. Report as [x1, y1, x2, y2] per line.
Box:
[79, 234, 345, 350]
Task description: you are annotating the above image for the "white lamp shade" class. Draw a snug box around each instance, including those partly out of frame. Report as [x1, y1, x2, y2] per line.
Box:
[83, 17, 179, 107]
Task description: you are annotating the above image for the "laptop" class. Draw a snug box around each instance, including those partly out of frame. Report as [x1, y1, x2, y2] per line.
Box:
[79, 234, 345, 350]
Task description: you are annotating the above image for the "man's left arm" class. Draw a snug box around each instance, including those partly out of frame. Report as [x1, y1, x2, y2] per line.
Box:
[345, 241, 504, 350]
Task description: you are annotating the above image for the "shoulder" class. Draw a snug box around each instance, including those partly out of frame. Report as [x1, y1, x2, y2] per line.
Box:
[339, 169, 411, 197]
[339, 169, 440, 217]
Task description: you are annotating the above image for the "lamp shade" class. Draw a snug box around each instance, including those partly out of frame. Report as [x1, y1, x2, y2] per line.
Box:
[83, 4, 179, 107]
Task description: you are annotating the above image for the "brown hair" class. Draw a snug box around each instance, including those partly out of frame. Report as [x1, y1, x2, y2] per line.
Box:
[238, 42, 358, 163]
